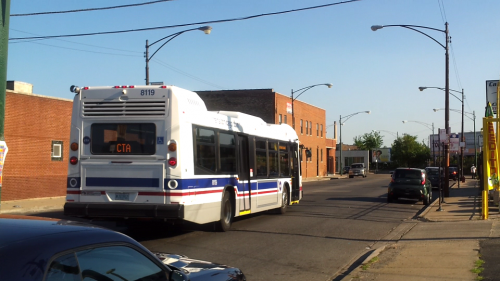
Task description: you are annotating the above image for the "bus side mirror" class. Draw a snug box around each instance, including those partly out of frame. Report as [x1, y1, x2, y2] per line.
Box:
[305, 149, 312, 158]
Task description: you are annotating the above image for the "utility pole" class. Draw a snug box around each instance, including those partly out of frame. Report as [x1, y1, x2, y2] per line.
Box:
[0, 0, 11, 208]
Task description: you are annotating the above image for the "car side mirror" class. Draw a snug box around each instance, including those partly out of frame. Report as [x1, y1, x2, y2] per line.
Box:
[170, 270, 188, 281]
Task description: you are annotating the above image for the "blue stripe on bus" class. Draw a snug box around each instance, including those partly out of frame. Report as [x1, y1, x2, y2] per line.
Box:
[67, 176, 282, 191]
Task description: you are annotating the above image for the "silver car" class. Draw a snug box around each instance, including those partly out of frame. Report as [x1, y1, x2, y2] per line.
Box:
[349, 163, 367, 178]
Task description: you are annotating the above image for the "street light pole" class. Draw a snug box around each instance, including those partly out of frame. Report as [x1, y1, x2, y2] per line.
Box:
[372, 22, 451, 197]
[339, 111, 371, 175]
[290, 84, 332, 130]
[460, 88, 465, 182]
[145, 26, 212, 85]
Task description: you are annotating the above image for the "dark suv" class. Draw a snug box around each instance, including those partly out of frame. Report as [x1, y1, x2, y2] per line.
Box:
[388, 168, 432, 205]
[449, 167, 458, 181]
[425, 167, 444, 188]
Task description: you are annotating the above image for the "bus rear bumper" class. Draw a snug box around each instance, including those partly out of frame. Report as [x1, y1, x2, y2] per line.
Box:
[64, 202, 184, 219]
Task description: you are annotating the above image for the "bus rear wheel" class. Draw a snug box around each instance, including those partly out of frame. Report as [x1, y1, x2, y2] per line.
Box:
[217, 190, 233, 232]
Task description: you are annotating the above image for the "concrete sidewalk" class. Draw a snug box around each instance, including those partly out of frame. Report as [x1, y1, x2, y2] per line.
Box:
[0, 196, 66, 214]
[340, 179, 500, 281]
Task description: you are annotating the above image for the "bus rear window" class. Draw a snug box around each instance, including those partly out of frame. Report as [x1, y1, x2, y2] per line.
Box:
[91, 123, 156, 155]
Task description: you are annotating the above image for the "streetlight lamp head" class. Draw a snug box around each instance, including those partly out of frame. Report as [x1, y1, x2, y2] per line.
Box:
[433, 108, 439, 112]
[366, 111, 371, 114]
[402, 120, 408, 123]
[418, 87, 427, 91]
[326, 83, 333, 88]
[371, 25, 383, 31]
[199, 26, 212, 34]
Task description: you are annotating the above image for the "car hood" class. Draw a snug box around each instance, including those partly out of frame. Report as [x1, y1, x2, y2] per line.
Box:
[155, 253, 246, 281]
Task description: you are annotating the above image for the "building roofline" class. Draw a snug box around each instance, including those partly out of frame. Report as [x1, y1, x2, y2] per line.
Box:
[275, 91, 325, 111]
[6, 89, 73, 102]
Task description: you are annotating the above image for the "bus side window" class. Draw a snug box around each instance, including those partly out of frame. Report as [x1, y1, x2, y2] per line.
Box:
[195, 127, 216, 173]
[255, 139, 267, 177]
[220, 132, 236, 173]
[279, 143, 290, 177]
[268, 141, 279, 177]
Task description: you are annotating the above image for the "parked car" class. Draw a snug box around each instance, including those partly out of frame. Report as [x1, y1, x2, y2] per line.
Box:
[425, 167, 444, 189]
[449, 167, 459, 181]
[0, 214, 246, 281]
[349, 163, 367, 178]
[388, 168, 432, 205]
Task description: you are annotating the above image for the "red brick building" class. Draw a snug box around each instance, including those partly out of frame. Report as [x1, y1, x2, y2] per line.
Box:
[2, 82, 72, 201]
[196, 89, 331, 178]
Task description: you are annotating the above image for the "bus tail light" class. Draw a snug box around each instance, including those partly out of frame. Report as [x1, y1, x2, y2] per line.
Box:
[70, 142, 78, 151]
[70, 157, 78, 165]
[168, 143, 177, 152]
[168, 157, 177, 166]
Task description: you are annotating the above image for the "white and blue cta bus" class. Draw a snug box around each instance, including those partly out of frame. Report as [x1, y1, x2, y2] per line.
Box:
[64, 85, 302, 231]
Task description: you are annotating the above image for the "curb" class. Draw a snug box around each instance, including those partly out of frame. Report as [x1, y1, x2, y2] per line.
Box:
[360, 245, 387, 265]
[417, 196, 440, 222]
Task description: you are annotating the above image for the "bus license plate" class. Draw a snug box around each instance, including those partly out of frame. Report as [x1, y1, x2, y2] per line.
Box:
[115, 193, 130, 201]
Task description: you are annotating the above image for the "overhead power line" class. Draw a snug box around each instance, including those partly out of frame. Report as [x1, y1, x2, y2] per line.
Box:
[11, 0, 174, 17]
[9, 0, 361, 40]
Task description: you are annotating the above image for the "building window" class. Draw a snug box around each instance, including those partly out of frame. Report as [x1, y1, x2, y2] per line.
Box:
[309, 121, 312, 135]
[321, 149, 323, 162]
[279, 114, 282, 124]
[316, 123, 319, 137]
[300, 120, 303, 134]
[284, 115, 287, 124]
[305, 121, 308, 135]
[321, 124, 323, 138]
[51, 140, 63, 161]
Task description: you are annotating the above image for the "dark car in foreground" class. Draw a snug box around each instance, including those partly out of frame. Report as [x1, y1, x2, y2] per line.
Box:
[0, 215, 245, 281]
[425, 167, 444, 188]
[388, 168, 432, 205]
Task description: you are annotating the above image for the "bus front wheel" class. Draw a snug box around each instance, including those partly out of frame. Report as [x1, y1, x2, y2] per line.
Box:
[217, 190, 233, 232]
[276, 188, 289, 214]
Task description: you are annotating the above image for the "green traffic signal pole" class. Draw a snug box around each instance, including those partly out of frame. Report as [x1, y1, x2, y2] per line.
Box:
[0, 0, 11, 207]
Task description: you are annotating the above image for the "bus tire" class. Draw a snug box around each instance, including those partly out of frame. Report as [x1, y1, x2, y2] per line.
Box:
[217, 190, 233, 232]
[276, 187, 289, 214]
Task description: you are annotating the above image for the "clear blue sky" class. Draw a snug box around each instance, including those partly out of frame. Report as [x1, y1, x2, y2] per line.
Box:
[7, 0, 500, 147]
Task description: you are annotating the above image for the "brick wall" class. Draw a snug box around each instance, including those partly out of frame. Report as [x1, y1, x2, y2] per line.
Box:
[275, 93, 327, 177]
[2, 91, 72, 201]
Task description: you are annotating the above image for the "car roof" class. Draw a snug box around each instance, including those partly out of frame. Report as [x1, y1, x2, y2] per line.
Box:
[0, 215, 148, 280]
[395, 167, 423, 171]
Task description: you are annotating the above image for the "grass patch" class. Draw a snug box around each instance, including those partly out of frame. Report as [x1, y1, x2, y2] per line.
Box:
[471, 258, 484, 280]
[361, 256, 379, 270]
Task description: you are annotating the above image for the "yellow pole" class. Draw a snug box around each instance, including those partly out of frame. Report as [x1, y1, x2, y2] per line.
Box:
[483, 117, 489, 219]
[496, 80, 500, 175]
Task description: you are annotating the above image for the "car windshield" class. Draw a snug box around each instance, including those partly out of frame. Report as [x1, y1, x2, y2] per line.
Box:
[394, 170, 422, 179]
[351, 164, 363, 168]
[427, 169, 440, 176]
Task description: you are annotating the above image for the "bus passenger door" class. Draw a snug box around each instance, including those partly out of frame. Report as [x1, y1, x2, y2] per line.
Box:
[291, 142, 300, 202]
[237, 135, 251, 213]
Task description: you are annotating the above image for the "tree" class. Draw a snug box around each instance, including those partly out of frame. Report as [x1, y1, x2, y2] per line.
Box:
[391, 134, 430, 168]
[353, 131, 383, 151]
